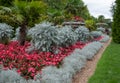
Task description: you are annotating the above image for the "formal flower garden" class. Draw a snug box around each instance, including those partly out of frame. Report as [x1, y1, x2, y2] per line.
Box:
[0, 22, 110, 83]
[1, 0, 118, 83]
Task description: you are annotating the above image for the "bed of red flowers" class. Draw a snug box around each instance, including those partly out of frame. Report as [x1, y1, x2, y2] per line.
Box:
[0, 41, 86, 79]
[0, 36, 103, 79]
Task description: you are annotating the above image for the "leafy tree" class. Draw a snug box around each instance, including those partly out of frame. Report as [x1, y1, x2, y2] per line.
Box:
[43, 0, 67, 10]
[43, 0, 68, 24]
[47, 10, 65, 25]
[79, 5, 91, 20]
[12, 0, 47, 45]
[97, 15, 105, 23]
[110, 2, 116, 16]
[64, 0, 84, 15]
[43, 0, 91, 23]
[112, 0, 120, 43]
[64, 0, 90, 20]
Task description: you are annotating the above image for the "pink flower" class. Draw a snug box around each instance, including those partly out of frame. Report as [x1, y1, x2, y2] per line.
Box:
[28, 67, 35, 73]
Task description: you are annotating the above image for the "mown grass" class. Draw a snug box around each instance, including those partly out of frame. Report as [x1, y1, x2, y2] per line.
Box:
[88, 41, 120, 83]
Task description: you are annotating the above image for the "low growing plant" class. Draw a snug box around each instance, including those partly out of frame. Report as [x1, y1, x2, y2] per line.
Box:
[91, 31, 102, 39]
[97, 27, 105, 33]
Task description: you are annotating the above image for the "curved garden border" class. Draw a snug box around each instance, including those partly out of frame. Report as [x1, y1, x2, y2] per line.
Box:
[0, 35, 110, 83]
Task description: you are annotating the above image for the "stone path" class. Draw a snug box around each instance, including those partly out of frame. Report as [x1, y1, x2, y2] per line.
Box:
[72, 38, 112, 83]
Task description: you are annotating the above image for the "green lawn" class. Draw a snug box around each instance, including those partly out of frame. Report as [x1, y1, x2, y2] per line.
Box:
[88, 42, 120, 83]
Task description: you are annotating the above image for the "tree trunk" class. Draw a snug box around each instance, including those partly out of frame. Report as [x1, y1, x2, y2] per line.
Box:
[19, 22, 27, 46]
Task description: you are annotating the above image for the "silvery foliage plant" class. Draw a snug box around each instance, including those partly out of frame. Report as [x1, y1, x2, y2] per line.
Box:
[28, 22, 60, 52]
[57, 26, 78, 47]
[12, 27, 20, 41]
[0, 69, 24, 83]
[79, 42, 103, 59]
[100, 34, 110, 43]
[40, 50, 86, 83]
[0, 23, 13, 42]
[0, 64, 2, 72]
[91, 31, 103, 38]
[0, 68, 42, 83]
[40, 49, 87, 83]
[97, 27, 105, 33]
[75, 26, 90, 42]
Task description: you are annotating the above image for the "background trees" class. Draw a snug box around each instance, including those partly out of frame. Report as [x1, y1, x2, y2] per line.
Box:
[0, 0, 112, 45]
[112, 0, 120, 43]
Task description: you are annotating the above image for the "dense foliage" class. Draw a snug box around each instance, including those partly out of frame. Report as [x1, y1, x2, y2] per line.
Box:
[85, 19, 96, 31]
[112, 0, 120, 43]
[0, 40, 86, 79]
[91, 31, 102, 39]
[0, 21, 110, 82]
[0, 6, 18, 27]
[57, 26, 78, 47]
[28, 22, 60, 52]
[0, 0, 111, 82]
[75, 26, 90, 42]
[0, 23, 13, 44]
[0, 0, 14, 7]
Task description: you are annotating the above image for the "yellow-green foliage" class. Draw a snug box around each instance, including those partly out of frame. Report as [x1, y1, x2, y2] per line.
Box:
[13, 0, 48, 27]
[85, 20, 96, 31]
[0, 6, 18, 27]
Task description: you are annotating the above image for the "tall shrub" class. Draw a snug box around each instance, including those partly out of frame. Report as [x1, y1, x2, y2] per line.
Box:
[112, 0, 120, 43]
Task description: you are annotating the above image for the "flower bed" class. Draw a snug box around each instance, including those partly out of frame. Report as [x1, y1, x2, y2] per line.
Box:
[0, 41, 86, 79]
[0, 21, 111, 83]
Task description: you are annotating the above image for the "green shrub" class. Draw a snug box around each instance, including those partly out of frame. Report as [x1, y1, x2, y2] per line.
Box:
[85, 20, 96, 31]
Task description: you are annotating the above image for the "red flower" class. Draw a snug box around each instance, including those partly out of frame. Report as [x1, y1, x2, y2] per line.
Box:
[28, 67, 35, 73]
[0, 40, 89, 79]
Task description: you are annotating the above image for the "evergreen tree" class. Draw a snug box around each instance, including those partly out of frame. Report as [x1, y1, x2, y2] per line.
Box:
[112, 0, 120, 43]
